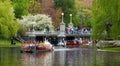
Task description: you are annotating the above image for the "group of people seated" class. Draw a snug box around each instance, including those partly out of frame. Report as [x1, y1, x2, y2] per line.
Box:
[66, 27, 91, 34]
[21, 39, 54, 50]
[21, 37, 97, 50]
[58, 38, 97, 47]
[22, 41, 37, 49]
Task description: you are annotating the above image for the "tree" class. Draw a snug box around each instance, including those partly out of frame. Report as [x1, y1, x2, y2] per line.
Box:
[75, 0, 92, 27]
[0, 0, 18, 39]
[18, 14, 54, 35]
[54, 0, 78, 26]
[37, 0, 63, 29]
[38, 0, 57, 26]
[53, 8, 62, 29]
[28, 0, 41, 15]
[91, 0, 120, 40]
[12, 0, 29, 18]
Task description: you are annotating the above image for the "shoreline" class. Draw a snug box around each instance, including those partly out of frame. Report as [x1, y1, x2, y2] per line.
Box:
[1, 44, 120, 52]
[0, 46, 20, 48]
[0, 44, 21, 47]
[97, 49, 120, 52]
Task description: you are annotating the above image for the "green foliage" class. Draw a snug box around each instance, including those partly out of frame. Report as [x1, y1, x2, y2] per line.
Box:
[28, 0, 41, 15]
[101, 47, 120, 51]
[75, 0, 92, 27]
[54, 0, 78, 26]
[91, 0, 120, 40]
[0, 39, 20, 47]
[0, 0, 18, 39]
[12, 0, 29, 18]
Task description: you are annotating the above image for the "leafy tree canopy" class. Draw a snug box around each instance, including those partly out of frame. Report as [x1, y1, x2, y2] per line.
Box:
[75, 0, 92, 27]
[28, 0, 41, 15]
[12, 0, 30, 18]
[0, 0, 18, 39]
[91, 0, 120, 40]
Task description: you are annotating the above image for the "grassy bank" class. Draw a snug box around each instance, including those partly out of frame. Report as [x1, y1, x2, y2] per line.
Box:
[0, 39, 21, 47]
[101, 47, 120, 51]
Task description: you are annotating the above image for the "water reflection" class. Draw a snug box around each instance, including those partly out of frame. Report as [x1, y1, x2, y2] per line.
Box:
[96, 51, 120, 66]
[0, 47, 21, 66]
[53, 48, 95, 66]
[0, 47, 120, 66]
[21, 52, 53, 66]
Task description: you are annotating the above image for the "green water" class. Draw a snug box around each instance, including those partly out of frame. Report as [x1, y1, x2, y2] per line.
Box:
[0, 47, 120, 66]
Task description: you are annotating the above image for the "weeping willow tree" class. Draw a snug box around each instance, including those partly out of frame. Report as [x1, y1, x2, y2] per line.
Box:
[91, 0, 120, 40]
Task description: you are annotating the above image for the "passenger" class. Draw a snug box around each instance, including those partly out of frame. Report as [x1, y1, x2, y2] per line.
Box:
[30, 41, 34, 49]
[82, 39, 88, 44]
[79, 38, 82, 44]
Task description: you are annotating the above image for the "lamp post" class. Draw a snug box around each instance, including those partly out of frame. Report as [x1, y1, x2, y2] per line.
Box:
[62, 13, 64, 23]
[70, 14, 72, 23]
[105, 22, 112, 39]
[69, 14, 73, 28]
[57, 13, 66, 46]
[58, 13, 65, 37]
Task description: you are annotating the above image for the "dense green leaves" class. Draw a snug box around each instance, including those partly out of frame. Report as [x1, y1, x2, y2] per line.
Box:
[0, 0, 18, 39]
[91, 0, 120, 40]
[12, 0, 29, 18]
[28, 0, 41, 15]
[75, 0, 92, 27]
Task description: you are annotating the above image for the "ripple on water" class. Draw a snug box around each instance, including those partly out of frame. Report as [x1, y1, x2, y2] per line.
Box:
[54, 47, 80, 51]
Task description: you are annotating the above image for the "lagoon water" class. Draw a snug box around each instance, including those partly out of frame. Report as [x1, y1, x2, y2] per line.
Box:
[0, 47, 120, 66]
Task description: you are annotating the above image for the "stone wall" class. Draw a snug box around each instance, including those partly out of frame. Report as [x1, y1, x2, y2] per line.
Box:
[96, 40, 120, 48]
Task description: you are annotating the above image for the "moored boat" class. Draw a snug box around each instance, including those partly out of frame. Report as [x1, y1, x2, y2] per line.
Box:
[66, 40, 80, 48]
[21, 40, 54, 53]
